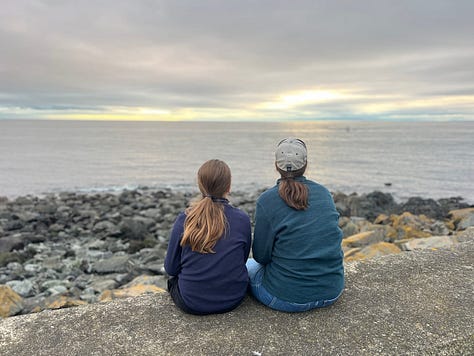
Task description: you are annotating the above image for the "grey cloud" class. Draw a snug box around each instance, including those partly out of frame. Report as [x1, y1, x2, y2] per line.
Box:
[0, 0, 473, 118]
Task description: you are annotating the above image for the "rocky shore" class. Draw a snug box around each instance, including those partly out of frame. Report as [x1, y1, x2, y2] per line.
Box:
[1, 188, 473, 318]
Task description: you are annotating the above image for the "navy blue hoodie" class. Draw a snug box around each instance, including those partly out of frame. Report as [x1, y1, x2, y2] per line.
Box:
[164, 202, 251, 313]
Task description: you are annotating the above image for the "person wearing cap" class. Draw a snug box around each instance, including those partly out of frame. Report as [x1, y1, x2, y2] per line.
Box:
[246, 138, 344, 312]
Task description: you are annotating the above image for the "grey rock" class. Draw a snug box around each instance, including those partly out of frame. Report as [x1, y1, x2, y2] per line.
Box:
[119, 218, 148, 240]
[4, 219, 24, 231]
[15, 212, 40, 222]
[401, 235, 456, 251]
[458, 211, 474, 230]
[141, 208, 161, 219]
[47, 285, 68, 296]
[80, 288, 97, 303]
[89, 278, 118, 292]
[6, 279, 36, 298]
[36, 203, 57, 215]
[40, 280, 70, 292]
[92, 221, 121, 236]
[342, 221, 359, 238]
[430, 220, 451, 236]
[92, 255, 132, 274]
[0, 235, 25, 252]
[24, 264, 42, 275]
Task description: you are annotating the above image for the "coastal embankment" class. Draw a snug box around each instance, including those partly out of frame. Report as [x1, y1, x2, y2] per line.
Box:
[1, 239, 473, 355]
[0, 188, 473, 318]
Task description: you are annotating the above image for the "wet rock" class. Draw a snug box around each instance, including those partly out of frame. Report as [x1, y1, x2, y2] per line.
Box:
[0, 285, 23, 317]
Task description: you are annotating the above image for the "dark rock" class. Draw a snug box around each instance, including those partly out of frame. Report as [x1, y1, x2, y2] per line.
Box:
[398, 197, 444, 219]
[0, 236, 25, 252]
[93, 221, 121, 237]
[438, 197, 470, 215]
[5, 219, 24, 231]
[119, 218, 148, 240]
[347, 191, 396, 220]
[0, 252, 23, 267]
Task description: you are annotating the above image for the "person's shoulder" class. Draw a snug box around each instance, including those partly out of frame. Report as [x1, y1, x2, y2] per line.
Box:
[257, 185, 279, 204]
[226, 204, 251, 222]
[306, 179, 331, 193]
[174, 211, 186, 223]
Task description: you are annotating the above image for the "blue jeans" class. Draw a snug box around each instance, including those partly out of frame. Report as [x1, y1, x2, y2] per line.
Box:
[246, 259, 342, 312]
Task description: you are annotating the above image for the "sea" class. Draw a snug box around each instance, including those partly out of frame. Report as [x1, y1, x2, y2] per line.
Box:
[1, 120, 473, 203]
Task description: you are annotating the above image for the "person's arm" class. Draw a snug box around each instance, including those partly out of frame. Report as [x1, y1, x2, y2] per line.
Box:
[164, 212, 186, 276]
[252, 201, 275, 265]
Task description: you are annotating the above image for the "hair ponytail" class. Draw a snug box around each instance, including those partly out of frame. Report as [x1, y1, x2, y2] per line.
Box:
[181, 160, 231, 253]
[277, 164, 308, 210]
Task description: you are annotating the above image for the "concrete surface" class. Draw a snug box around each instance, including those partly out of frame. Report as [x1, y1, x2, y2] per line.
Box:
[1, 241, 473, 355]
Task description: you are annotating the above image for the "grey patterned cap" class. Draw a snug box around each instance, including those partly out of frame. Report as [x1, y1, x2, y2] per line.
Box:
[275, 138, 307, 172]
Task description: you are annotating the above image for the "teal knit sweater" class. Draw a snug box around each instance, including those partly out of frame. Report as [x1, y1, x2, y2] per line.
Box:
[253, 176, 344, 303]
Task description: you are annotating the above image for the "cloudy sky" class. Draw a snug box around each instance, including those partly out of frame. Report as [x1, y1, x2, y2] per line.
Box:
[1, 0, 473, 121]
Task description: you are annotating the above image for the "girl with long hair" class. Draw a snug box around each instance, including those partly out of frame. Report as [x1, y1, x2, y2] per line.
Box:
[247, 138, 344, 312]
[165, 159, 251, 314]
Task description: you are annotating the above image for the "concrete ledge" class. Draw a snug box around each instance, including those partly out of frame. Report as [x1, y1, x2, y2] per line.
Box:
[1, 242, 473, 355]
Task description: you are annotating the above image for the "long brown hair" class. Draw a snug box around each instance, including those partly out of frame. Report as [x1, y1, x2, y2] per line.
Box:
[277, 163, 309, 210]
[181, 159, 231, 253]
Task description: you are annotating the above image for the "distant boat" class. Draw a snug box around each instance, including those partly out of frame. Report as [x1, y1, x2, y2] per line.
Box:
[384, 182, 392, 187]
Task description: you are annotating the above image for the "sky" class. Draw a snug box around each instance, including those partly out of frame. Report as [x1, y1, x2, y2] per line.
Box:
[0, 0, 473, 121]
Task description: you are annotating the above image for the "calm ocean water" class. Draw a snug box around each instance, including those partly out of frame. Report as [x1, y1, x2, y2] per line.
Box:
[0, 120, 473, 203]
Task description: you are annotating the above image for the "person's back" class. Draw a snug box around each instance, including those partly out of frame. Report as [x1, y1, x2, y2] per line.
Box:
[254, 177, 343, 303]
[167, 204, 250, 313]
[247, 138, 344, 312]
[165, 159, 251, 315]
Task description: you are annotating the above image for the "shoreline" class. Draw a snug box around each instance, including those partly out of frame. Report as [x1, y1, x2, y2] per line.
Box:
[1, 188, 473, 318]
